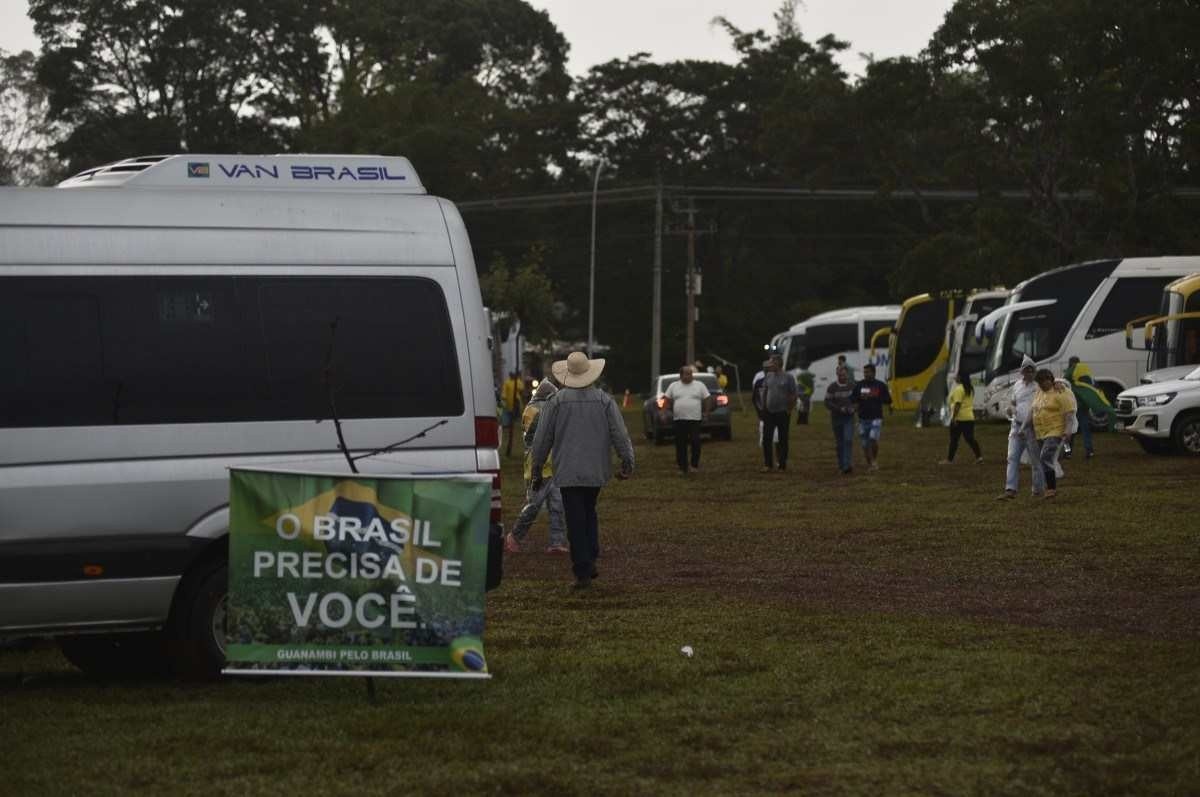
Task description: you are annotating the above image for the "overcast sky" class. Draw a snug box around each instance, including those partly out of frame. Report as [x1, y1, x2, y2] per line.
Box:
[0, 0, 954, 78]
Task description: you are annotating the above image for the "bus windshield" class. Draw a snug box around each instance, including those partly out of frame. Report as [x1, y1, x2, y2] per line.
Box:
[987, 261, 1116, 379]
[894, 299, 948, 379]
[783, 333, 807, 371]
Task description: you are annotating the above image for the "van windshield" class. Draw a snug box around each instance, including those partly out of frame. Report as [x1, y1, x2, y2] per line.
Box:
[987, 261, 1117, 379]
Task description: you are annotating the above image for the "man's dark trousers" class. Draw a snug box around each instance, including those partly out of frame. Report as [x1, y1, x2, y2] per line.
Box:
[762, 411, 790, 468]
[560, 486, 601, 580]
[673, 419, 702, 472]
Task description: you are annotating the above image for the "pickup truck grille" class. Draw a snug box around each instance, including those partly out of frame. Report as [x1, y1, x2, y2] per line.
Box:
[1116, 398, 1135, 417]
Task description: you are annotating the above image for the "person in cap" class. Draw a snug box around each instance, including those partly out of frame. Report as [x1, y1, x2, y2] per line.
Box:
[998, 355, 1046, 499]
[505, 377, 569, 554]
[530, 352, 635, 590]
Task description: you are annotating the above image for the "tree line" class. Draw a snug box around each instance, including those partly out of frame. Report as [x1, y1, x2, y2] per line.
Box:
[3, 0, 1199, 388]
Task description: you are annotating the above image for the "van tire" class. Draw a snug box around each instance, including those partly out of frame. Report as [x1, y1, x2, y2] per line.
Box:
[170, 559, 228, 680]
[59, 632, 171, 679]
[1172, 412, 1200, 456]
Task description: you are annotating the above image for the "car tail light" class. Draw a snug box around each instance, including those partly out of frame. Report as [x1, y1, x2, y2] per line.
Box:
[475, 416, 499, 448]
[656, 396, 667, 409]
[716, 394, 729, 406]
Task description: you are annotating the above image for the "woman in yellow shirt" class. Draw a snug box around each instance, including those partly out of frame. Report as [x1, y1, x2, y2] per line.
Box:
[1031, 368, 1074, 498]
[939, 372, 983, 464]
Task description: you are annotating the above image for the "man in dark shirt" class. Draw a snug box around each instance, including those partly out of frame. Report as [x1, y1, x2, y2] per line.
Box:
[852, 362, 892, 471]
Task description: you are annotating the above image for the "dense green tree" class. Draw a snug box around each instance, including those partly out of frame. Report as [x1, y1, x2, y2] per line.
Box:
[0, 49, 59, 184]
[30, 0, 327, 171]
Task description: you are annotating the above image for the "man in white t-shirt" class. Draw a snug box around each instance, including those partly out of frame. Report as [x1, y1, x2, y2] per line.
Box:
[664, 365, 712, 474]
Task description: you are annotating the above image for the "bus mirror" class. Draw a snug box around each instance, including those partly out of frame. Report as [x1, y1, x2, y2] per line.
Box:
[868, 326, 892, 357]
[1124, 314, 1162, 350]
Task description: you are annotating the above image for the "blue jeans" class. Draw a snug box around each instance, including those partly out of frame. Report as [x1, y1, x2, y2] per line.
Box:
[832, 413, 855, 472]
[511, 479, 566, 547]
[1076, 407, 1093, 453]
[1006, 425, 1046, 494]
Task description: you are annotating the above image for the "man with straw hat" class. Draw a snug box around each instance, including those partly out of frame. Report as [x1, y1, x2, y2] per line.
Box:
[530, 351, 635, 590]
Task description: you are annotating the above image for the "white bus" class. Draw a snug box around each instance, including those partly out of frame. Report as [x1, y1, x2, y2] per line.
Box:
[980, 257, 1200, 420]
[0, 154, 502, 677]
[945, 288, 1010, 415]
[768, 306, 900, 401]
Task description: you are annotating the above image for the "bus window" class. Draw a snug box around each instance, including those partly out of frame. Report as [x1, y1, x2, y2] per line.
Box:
[1086, 277, 1173, 338]
[894, 300, 947, 379]
[863, 320, 892, 351]
[783, 333, 807, 371]
[805, 323, 857, 363]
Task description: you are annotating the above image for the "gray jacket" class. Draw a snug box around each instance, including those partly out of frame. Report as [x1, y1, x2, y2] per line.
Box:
[530, 386, 635, 487]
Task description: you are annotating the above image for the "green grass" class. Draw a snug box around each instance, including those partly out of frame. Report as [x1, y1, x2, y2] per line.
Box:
[3, 404, 1199, 795]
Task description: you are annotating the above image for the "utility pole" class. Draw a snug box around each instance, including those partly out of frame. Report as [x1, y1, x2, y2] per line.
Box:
[651, 180, 663, 385]
[685, 196, 696, 366]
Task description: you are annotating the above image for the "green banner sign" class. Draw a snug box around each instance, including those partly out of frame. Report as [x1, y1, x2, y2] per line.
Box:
[225, 469, 492, 678]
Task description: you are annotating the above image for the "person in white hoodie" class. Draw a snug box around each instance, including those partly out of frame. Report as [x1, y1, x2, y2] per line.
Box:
[998, 355, 1046, 500]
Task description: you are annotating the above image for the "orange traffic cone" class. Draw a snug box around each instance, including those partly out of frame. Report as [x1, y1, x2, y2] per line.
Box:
[622, 389, 632, 408]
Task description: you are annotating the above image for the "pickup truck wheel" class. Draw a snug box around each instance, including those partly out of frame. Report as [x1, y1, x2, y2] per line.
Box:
[1172, 412, 1200, 456]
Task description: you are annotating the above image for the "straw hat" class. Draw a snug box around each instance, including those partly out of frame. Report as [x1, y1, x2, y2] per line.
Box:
[552, 351, 606, 388]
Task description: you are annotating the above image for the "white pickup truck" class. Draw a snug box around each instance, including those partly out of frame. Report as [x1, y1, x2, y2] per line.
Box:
[1115, 366, 1200, 454]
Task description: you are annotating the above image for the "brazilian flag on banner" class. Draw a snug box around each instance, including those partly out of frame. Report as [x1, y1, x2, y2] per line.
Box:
[225, 468, 492, 678]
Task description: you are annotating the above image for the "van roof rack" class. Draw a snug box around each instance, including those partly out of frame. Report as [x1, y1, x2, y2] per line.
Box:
[57, 154, 425, 193]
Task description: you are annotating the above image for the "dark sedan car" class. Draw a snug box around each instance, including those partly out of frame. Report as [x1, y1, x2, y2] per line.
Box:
[642, 373, 732, 444]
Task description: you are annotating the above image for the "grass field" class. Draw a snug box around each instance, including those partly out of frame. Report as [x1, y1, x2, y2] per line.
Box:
[3, 403, 1199, 795]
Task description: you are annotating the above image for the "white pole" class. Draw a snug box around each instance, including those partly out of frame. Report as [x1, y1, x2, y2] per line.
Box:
[588, 158, 604, 358]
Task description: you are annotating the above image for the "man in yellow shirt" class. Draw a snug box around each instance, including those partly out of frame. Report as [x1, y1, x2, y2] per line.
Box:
[1031, 368, 1075, 498]
[500, 370, 525, 457]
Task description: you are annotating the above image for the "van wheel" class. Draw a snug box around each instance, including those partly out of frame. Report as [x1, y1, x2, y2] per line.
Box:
[59, 633, 171, 678]
[170, 559, 228, 680]
[1172, 413, 1200, 456]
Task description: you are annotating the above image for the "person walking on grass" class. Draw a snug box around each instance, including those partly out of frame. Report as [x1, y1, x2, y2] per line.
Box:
[664, 365, 712, 475]
[998, 355, 1045, 500]
[758, 356, 798, 471]
[500, 370, 525, 457]
[940, 371, 983, 465]
[530, 352, 634, 590]
[836, 354, 855, 383]
[1031, 368, 1075, 499]
[795, 361, 814, 425]
[852, 362, 892, 471]
[504, 378, 569, 555]
[826, 365, 857, 474]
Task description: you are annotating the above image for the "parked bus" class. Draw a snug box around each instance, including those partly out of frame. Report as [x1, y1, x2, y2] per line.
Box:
[980, 257, 1200, 420]
[1127, 272, 1200, 380]
[768, 306, 899, 402]
[882, 293, 962, 412]
[946, 289, 1010, 414]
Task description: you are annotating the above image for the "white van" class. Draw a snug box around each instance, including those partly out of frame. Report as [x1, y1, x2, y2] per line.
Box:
[0, 155, 502, 676]
[768, 306, 900, 402]
[980, 257, 1200, 421]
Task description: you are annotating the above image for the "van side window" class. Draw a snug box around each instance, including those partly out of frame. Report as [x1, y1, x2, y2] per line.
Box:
[0, 276, 462, 429]
[1086, 277, 1173, 338]
[0, 289, 108, 426]
[257, 277, 463, 421]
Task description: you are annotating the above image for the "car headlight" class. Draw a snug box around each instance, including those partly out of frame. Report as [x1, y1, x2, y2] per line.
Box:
[1136, 393, 1176, 407]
